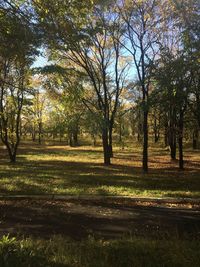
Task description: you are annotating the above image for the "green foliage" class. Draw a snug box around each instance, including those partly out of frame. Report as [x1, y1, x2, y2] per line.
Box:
[0, 2, 39, 63]
[0, 0, 40, 161]
[0, 235, 47, 267]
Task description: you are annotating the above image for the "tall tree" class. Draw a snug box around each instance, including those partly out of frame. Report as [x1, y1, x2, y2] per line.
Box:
[34, 0, 128, 164]
[0, 1, 39, 162]
[119, 0, 162, 172]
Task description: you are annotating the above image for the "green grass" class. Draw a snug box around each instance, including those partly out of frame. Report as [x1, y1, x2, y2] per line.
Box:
[0, 235, 199, 267]
[0, 142, 200, 198]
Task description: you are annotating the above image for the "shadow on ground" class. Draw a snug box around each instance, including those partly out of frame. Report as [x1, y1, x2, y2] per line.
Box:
[0, 144, 200, 197]
[0, 199, 199, 240]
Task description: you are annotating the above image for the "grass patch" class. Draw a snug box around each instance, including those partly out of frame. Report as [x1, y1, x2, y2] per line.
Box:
[0, 143, 200, 198]
[0, 235, 199, 267]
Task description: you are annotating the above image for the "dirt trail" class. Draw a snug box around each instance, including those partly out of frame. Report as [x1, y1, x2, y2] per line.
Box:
[0, 198, 199, 240]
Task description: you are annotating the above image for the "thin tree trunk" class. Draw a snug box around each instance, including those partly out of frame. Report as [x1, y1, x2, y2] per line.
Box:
[69, 134, 73, 147]
[170, 137, 176, 160]
[154, 132, 159, 143]
[169, 122, 176, 160]
[143, 107, 148, 172]
[119, 119, 122, 143]
[108, 124, 113, 158]
[59, 131, 62, 142]
[102, 128, 111, 165]
[32, 131, 36, 142]
[164, 122, 169, 147]
[73, 131, 78, 146]
[193, 129, 198, 149]
[178, 112, 184, 170]
[38, 121, 42, 145]
[32, 124, 36, 141]
[92, 134, 96, 146]
[154, 116, 159, 143]
[5, 143, 17, 163]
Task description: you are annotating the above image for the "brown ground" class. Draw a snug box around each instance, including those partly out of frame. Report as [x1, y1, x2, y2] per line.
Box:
[0, 198, 199, 240]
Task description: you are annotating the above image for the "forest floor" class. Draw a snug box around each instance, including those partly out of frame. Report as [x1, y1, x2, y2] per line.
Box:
[0, 142, 200, 266]
[0, 198, 199, 240]
[0, 142, 200, 198]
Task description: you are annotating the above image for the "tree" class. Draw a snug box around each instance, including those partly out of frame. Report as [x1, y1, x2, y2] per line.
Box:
[37, 63, 86, 146]
[83, 110, 101, 146]
[34, 0, 128, 164]
[153, 46, 193, 170]
[180, 0, 200, 149]
[119, 0, 162, 172]
[31, 90, 46, 144]
[0, 3, 38, 162]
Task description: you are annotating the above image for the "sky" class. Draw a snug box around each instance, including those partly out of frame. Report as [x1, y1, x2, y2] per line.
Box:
[32, 54, 49, 68]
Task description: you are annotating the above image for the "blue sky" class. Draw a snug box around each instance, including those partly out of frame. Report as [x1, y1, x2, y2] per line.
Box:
[32, 54, 49, 68]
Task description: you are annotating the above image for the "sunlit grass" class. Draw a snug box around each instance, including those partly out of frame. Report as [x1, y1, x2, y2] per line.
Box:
[0, 142, 200, 198]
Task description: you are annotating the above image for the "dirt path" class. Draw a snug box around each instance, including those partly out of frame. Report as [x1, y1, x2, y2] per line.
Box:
[0, 198, 199, 240]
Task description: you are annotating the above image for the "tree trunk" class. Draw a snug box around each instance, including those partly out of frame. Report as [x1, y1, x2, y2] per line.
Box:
[32, 132, 36, 142]
[69, 134, 73, 147]
[59, 129, 62, 142]
[38, 121, 42, 145]
[73, 131, 78, 146]
[119, 120, 122, 143]
[102, 128, 111, 165]
[19, 119, 22, 138]
[164, 123, 169, 147]
[154, 133, 159, 143]
[137, 132, 141, 142]
[170, 139, 176, 160]
[143, 108, 148, 172]
[32, 124, 36, 142]
[6, 144, 17, 163]
[154, 116, 159, 143]
[169, 123, 176, 160]
[193, 129, 198, 149]
[38, 133, 41, 144]
[178, 112, 184, 170]
[108, 125, 113, 158]
[9, 151, 17, 163]
[92, 134, 96, 146]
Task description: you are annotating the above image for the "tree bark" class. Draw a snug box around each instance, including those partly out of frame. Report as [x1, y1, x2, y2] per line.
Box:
[170, 137, 176, 160]
[69, 134, 73, 147]
[143, 107, 148, 172]
[169, 121, 176, 160]
[178, 112, 184, 170]
[108, 124, 113, 158]
[38, 121, 42, 145]
[5, 142, 17, 163]
[32, 131, 36, 142]
[154, 116, 160, 143]
[193, 129, 198, 149]
[154, 133, 159, 143]
[164, 122, 169, 147]
[73, 132, 78, 146]
[102, 128, 111, 165]
[59, 130, 62, 142]
[92, 134, 96, 146]
[9, 150, 17, 163]
[119, 119, 122, 143]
